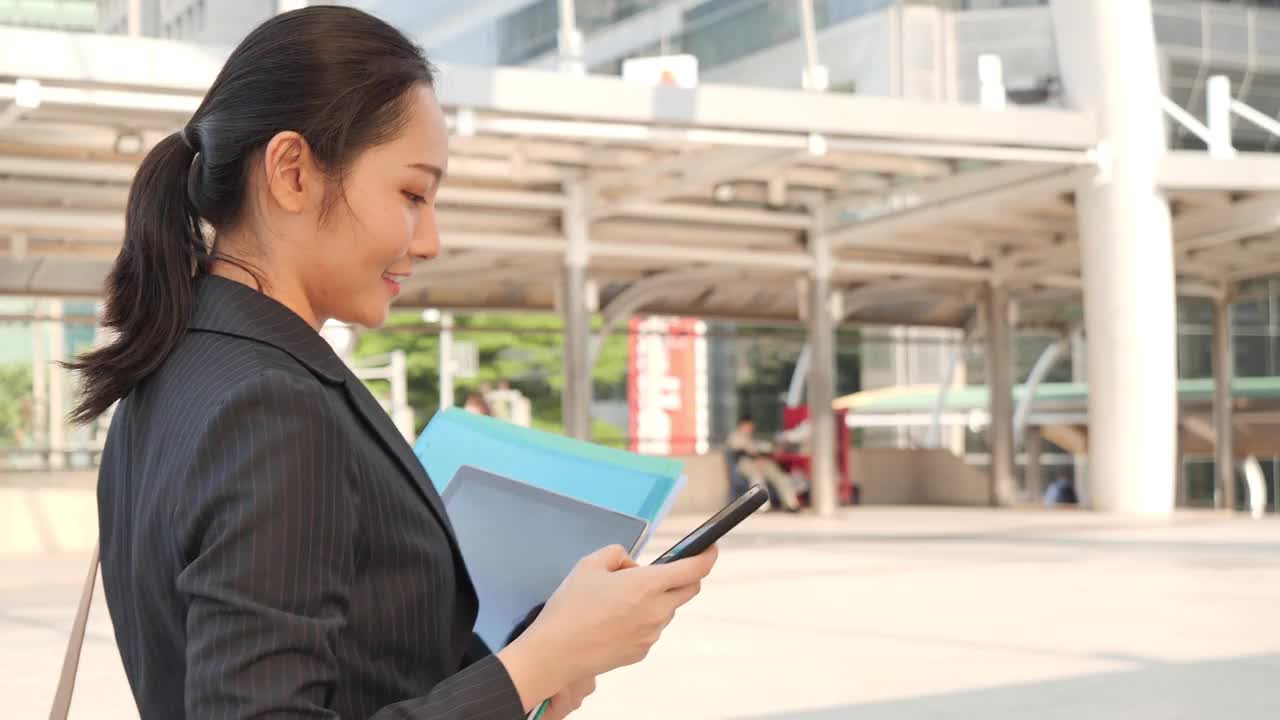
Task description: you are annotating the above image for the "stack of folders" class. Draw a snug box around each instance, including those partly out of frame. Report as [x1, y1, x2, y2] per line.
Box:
[413, 406, 687, 649]
[414, 408, 686, 551]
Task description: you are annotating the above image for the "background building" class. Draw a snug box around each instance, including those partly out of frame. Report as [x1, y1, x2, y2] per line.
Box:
[3, 0, 1277, 511]
[0, 0, 95, 30]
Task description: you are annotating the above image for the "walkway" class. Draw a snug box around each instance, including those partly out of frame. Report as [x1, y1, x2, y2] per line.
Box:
[4, 508, 1279, 719]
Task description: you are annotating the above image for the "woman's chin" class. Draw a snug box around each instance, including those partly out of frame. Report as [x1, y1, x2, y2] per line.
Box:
[360, 306, 392, 330]
[332, 301, 391, 331]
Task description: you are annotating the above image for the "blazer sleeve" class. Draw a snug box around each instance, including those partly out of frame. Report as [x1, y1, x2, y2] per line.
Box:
[172, 371, 525, 720]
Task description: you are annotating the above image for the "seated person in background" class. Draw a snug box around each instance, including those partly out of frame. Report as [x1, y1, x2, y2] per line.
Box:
[1044, 475, 1078, 506]
[728, 415, 801, 512]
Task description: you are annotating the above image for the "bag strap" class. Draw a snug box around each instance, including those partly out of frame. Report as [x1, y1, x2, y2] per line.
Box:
[49, 543, 100, 720]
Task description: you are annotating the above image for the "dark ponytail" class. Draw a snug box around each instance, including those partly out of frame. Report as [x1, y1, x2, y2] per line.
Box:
[66, 6, 435, 424]
[65, 132, 207, 424]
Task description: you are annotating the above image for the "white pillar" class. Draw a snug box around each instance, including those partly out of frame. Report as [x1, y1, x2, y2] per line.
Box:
[1205, 75, 1235, 159]
[31, 305, 48, 459]
[797, 0, 829, 91]
[48, 300, 66, 470]
[807, 206, 838, 517]
[1213, 298, 1235, 510]
[127, 0, 143, 36]
[390, 349, 414, 441]
[562, 182, 592, 440]
[1051, 0, 1178, 515]
[978, 54, 1008, 111]
[439, 313, 455, 409]
[557, 0, 585, 75]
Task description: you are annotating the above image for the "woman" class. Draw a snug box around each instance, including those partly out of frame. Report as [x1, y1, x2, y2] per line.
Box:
[68, 8, 716, 719]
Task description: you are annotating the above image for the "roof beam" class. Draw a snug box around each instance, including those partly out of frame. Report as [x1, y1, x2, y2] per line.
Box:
[437, 187, 565, 211]
[832, 259, 992, 282]
[1016, 271, 1226, 301]
[0, 177, 130, 208]
[840, 279, 942, 322]
[587, 147, 725, 197]
[595, 201, 811, 230]
[0, 155, 136, 182]
[826, 163, 1062, 226]
[592, 148, 799, 218]
[0, 207, 123, 239]
[827, 167, 1081, 250]
[0, 235, 119, 260]
[1229, 259, 1280, 284]
[1161, 151, 1280, 192]
[442, 231, 565, 254]
[1173, 193, 1280, 257]
[439, 64, 1099, 149]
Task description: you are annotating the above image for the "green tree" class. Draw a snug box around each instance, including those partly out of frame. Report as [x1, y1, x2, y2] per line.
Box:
[0, 363, 33, 447]
[353, 312, 630, 439]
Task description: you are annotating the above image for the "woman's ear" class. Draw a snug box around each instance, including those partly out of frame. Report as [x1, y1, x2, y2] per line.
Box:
[261, 131, 320, 215]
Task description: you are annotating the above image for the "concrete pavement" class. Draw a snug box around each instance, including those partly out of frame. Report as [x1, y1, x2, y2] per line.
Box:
[5, 508, 1279, 719]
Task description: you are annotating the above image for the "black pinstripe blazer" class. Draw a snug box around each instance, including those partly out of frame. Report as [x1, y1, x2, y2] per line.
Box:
[97, 275, 524, 719]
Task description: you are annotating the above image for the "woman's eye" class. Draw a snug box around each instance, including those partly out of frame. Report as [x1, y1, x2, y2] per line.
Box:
[403, 191, 427, 206]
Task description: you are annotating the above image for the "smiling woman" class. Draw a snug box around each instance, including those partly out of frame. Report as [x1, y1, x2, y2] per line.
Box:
[59, 6, 716, 720]
[67, 6, 447, 424]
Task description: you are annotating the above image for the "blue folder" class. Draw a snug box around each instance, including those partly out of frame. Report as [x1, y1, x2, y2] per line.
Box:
[413, 408, 685, 538]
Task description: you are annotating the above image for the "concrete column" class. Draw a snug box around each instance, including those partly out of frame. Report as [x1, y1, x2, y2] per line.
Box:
[807, 208, 838, 517]
[48, 300, 66, 470]
[31, 305, 48, 456]
[1051, 0, 1178, 514]
[1069, 326, 1089, 505]
[983, 285, 1015, 506]
[1175, 435, 1187, 508]
[1025, 426, 1044, 500]
[390, 349, 413, 441]
[797, 0, 829, 91]
[439, 313, 455, 409]
[557, 0, 585, 74]
[127, 0, 142, 36]
[562, 183, 592, 440]
[1213, 298, 1235, 510]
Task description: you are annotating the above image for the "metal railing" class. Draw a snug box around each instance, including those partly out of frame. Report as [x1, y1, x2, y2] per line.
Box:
[1162, 73, 1280, 156]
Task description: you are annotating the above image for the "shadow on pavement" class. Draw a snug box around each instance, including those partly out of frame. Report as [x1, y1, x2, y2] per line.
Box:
[733, 652, 1280, 720]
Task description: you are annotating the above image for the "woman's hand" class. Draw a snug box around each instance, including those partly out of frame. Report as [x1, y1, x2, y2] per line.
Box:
[542, 676, 597, 720]
[497, 543, 718, 710]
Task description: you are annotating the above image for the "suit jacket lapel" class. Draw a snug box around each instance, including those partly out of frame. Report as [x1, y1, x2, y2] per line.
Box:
[337, 366, 457, 540]
[188, 275, 460, 549]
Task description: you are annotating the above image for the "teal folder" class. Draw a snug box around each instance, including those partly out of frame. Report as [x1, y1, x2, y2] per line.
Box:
[413, 408, 685, 533]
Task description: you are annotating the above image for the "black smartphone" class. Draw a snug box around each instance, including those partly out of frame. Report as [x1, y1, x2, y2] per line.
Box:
[650, 484, 769, 565]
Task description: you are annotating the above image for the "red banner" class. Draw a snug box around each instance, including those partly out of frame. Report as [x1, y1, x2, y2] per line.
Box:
[628, 316, 708, 456]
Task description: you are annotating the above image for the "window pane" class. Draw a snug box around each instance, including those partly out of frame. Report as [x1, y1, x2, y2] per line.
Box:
[1183, 458, 1215, 508]
[1235, 335, 1269, 378]
[1178, 329, 1213, 379]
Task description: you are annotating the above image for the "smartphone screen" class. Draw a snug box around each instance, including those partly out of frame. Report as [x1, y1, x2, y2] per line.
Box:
[651, 485, 767, 564]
